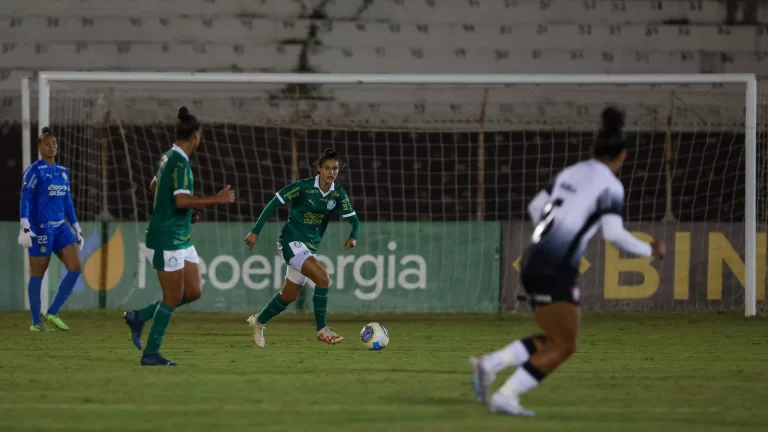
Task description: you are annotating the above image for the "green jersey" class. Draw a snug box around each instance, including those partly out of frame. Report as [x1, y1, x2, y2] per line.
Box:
[145, 145, 194, 250]
[276, 176, 356, 252]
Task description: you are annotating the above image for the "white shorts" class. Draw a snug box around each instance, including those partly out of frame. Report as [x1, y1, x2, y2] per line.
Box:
[278, 241, 315, 286]
[149, 245, 200, 272]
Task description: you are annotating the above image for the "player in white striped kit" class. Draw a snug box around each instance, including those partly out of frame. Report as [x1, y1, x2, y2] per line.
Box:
[471, 107, 666, 416]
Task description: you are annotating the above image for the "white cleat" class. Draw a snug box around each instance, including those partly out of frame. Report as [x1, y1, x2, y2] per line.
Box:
[317, 326, 344, 344]
[489, 392, 535, 417]
[247, 314, 265, 348]
[469, 356, 496, 405]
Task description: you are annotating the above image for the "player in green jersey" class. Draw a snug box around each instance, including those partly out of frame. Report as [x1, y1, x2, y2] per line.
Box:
[123, 106, 235, 366]
[244, 148, 361, 347]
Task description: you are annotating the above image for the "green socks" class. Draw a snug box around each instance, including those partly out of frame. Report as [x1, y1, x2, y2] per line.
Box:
[144, 303, 175, 354]
[137, 300, 161, 322]
[257, 292, 290, 325]
[137, 298, 193, 322]
[313, 288, 329, 331]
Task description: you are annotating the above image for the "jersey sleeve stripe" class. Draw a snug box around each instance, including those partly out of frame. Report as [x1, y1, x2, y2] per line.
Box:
[275, 192, 286, 204]
[173, 189, 191, 196]
[341, 211, 357, 218]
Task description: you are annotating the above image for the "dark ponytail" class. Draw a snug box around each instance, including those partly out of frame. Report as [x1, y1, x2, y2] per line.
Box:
[38, 126, 53, 144]
[593, 107, 626, 159]
[314, 148, 345, 169]
[176, 106, 201, 140]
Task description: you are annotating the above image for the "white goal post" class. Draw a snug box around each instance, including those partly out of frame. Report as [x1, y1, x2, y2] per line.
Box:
[31, 72, 759, 316]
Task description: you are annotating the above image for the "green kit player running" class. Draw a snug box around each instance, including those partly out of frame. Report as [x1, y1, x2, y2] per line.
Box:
[123, 106, 235, 366]
[244, 148, 361, 347]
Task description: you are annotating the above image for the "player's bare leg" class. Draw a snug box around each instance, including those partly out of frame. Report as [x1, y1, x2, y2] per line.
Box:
[28, 255, 53, 331]
[44, 244, 82, 331]
[490, 302, 580, 416]
[124, 259, 201, 349]
[181, 261, 202, 304]
[247, 278, 303, 347]
[300, 257, 342, 344]
[140, 269, 184, 366]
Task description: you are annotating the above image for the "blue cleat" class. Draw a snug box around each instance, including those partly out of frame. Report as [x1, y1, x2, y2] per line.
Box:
[140, 352, 177, 366]
[123, 311, 145, 350]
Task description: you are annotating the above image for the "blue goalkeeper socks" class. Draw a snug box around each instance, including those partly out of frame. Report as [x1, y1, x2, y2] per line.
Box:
[27, 276, 43, 325]
[48, 271, 80, 315]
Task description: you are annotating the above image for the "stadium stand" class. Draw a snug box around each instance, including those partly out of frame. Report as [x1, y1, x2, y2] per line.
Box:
[0, 0, 766, 222]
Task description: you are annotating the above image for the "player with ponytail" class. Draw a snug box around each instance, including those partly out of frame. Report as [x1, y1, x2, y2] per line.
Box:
[469, 107, 666, 416]
[122, 106, 235, 366]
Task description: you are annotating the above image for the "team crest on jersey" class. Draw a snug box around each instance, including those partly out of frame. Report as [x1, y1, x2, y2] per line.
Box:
[62, 172, 68, 182]
[293, 241, 303, 248]
[327, 200, 336, 211]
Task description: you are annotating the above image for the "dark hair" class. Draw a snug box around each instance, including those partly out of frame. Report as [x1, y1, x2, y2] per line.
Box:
[38, 126, 54, 144]
[314, 148, 345, 169]
[593, 107, 626, 159]
[176, 106, 201, 140]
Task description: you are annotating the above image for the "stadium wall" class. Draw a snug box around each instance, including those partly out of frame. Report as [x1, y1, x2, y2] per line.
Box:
[0, 221, 501, 313]
[1, 221, 765, 313]
[501, 222, 767, 312]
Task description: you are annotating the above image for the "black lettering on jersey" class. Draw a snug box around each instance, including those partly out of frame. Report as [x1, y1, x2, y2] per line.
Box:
[559, 182, 577, 194]
[563, 187, 616, 267]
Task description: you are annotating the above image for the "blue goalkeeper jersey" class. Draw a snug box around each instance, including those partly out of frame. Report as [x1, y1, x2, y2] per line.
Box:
[20, 160, 78, 229]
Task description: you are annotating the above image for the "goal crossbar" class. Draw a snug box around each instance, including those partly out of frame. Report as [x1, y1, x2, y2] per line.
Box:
[34, 71, 759, 317]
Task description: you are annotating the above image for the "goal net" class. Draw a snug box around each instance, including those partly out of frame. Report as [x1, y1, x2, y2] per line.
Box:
[37, 73, 764, 315]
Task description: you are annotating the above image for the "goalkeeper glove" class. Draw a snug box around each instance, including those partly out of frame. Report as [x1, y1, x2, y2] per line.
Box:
[72, 223, 84, 251]
[18, 218, 35, 249]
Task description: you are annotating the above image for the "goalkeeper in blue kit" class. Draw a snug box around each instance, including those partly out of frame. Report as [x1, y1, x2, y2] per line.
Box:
[18, 127, 84, 332]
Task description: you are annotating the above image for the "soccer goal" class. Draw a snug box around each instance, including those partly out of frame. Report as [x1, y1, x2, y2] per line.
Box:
[28, 72, 762, 316]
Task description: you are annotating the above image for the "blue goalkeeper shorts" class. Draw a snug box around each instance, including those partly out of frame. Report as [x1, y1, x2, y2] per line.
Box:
[29, 223, 77, 257]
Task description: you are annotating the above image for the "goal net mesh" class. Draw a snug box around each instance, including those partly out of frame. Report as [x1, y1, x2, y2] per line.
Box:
[44, 79, 767, 313]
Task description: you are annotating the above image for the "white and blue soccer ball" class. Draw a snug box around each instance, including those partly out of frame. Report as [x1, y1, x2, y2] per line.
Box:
[360, 322, 389, 350]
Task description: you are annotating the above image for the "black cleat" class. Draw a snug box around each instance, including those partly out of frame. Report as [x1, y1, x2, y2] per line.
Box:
[140, 352, 177, 366]
[123, 311, 145, 350]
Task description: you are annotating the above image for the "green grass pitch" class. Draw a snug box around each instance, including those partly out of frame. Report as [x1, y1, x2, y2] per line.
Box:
[0, 311, 766, 431]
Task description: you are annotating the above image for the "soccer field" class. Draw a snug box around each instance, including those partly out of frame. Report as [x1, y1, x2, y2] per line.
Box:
[0, 311, 765, 432]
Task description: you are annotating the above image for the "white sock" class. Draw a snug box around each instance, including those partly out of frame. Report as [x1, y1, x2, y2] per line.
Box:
[484, 340, 531, 373]
[498, 366, 540, 398]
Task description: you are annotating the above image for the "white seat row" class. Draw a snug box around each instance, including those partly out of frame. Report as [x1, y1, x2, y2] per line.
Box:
[0, 43, 301, 70]
[0, 80, 752, 131]
[2, 43, 766, 75]
[3, 17, 765, 54]
[2, 0, 305, 18]
[3, 0, 763, 24]
[318, 22, 766, 52]
[309, 46, 705, 74]
[0, 17, 308, 43]
[327, 0, 748, 24]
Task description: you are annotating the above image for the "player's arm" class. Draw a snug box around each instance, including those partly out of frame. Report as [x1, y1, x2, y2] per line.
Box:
[244, 182, 301, 248]
[18, 167, 38, 248]
[171, 161, 234, 209]
[598, 188, 661, 258]
[337, 189, 359, 249]
[527, 183, 553, 225]
[62, 169, 84, 249]
[150, 176, 157, 194]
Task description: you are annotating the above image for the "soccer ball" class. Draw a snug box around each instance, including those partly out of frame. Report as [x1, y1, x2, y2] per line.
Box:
[360, 322, 389, 350]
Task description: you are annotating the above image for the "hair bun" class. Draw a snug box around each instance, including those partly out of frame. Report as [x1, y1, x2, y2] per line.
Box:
[41, 126, 51, 134]
[177, 106, 190, 119]
[323, 148, 334, 154]
[600, 107, 624, 136]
